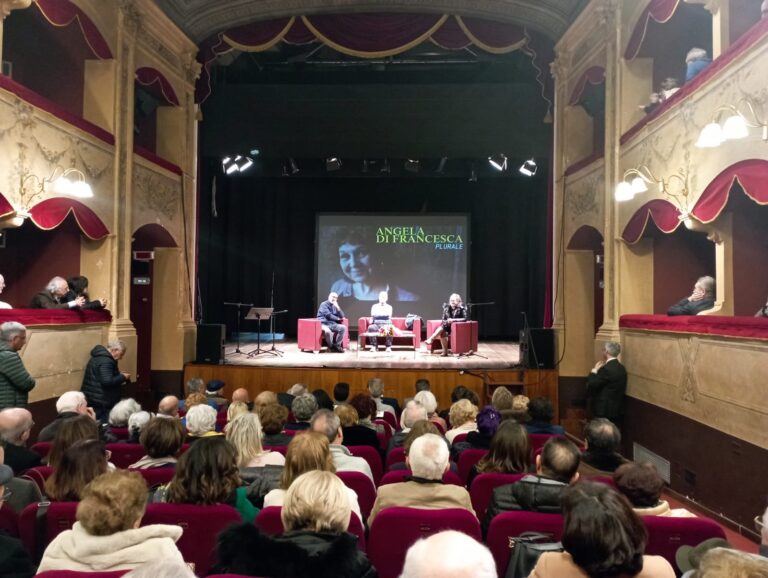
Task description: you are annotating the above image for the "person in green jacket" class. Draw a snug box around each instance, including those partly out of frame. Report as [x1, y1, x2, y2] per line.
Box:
[0, 322, 35, 410]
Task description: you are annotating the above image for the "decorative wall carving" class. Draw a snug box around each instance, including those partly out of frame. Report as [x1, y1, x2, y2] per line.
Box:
[134, 163, 180, 222]
[566, 171, 602, 220]
[677, 335, 699, 403]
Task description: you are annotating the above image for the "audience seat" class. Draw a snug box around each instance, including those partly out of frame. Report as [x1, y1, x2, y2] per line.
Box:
[385, 446, 406, 470]
[584, 475, 617, 488]
[105, 443, 146, 469]
[528, 433, 559, 453]
[469, 473, 527, 521]
[21, 466, 54, 494]
[346, 445, 383, 485]
[431, 420, 446, 435]
[486, 511, 564, 576]
[457, 448, 488, 484]
[368, 507, 482, 578]
[378, 470, 463, 487]
[19, 501, 79, 562]
[297, 318, 350, 353]
[0, 503, 19, 537]
[451, 432, 469, 445]
[255, 506, 366, 551]
[378, 411, 398, 432]
[142, 503, 242, 577]
[30, 442, 53, 459]
[108, 427, 130, 440]
[129, 468, 175, 489]
[643, 515, 726, 572]
[336, 471, 377, 522]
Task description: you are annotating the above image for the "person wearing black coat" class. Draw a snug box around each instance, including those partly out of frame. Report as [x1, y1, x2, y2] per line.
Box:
[585, 341, 627, 426]
[80, 341, 129, 422]
[62, 275, 107, 310]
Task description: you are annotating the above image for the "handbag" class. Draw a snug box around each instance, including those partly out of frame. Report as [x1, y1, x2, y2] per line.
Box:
[504, 532, 564, 578]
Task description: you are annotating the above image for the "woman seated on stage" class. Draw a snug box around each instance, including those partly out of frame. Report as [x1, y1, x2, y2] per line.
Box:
[424, 293, 466, 356]
[368, 291, 394, 352]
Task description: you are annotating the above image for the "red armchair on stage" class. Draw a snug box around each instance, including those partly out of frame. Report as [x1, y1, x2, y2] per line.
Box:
[425, 320, 478, 354]
[358, 317, 421, 350]
[297, 318, 349, 353]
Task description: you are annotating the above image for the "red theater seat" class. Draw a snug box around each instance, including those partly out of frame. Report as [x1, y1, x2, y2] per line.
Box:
[30, 442, 53, 459]
[378, 469, 463, 487]
[385, 446, 406, 470]
[128, 467, 175, 489]
[643, 515, 726, 572]
[21, 466, 54, 494]
[19, 501, 79, 562]
[486, 511, 564, 575]
[457, 448, 488, 484]
[337, 470, 377, 521]
[469, 472, 527, 521]
[105, 443, 146, 469]
[347, 445, 383, 484]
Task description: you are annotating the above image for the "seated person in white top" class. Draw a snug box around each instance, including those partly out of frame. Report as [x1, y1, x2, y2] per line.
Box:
[310, 408, 374, 484]
[400, 530, 497, 578]
[368, 291, 394, 351]
[0, 275, 10, 309]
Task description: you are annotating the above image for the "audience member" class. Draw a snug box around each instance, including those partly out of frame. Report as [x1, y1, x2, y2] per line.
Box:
[343, 395, 381, 448]
[278, 383, 307, 409]
[0, 274, 11, 308]
[414, 390, 447, 431]
[45, 438, 110, 501]
[311, 408, 374, 483]
[226, 412, 285, 467]
[157, 436, 257, 522]
[0, 443, 42, 513]
[660, 76, 680, 100]
[694, 547, 768, 578]
[400, 530, 496, 578]
[369, 433, 473, 526]
[231, 387, 252, 410]
[614, 462, 694, 517]
[333, 381, 350, 404]
[185, 403, 220, 442]
[254, 390, 278, 411]
[82, 340, 130, 422]
[30, 276, 85, 309]
[0, 322, 35, 410]
[470, 421, 531, 487]
[389, 420, 458, 475]
[123, 560, 196, 578]
[0, 461, 34, 577]
[38, 470, 184, 572]
[157, 395, 179, 418]
[312, 388, 335, 411]
[213, 471, 375, 578]
[38, 391, 95, 442]
[676, 538, 734, 578]
[262, 431, 362, 522]
[491, 386, 514, 414]
[348, 393, 383, 431]
[226, 401, 249, 423]
[183, 391, 208, 413]
[529, 481, 675, 578]
[445, 399, 478, 444]
[205, 379, 229, 409]
[129, 417, 185, 469]
[587, 341, 627, 427]
[404, 378, 431, 406]
[47, 414, 100, 468]
[108, 398, 141, 428]
[259, 403, 292, 446]
[581, 418, 628, 475]
[388, 400, 428, 452]
[509, 394, 531, 423]
[0, 408, 41, 473]
[127, 410, 152, 443]
[526, 396, 564, 434]
[755, 296, 768, 318]
[179, 377, 216, 410]
[668, 275, 716, 316]
[456, 405, 500, 456]
[64, 275, 107, 309]
[368, 377, 395, 417]
[285, 393, 318, 431]
[639, 91, 662, 115]
[483, 437, 581, 534]
[685, 47, 711, 82]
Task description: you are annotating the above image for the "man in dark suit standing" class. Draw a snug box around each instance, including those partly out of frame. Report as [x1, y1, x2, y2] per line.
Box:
[586, 341, 627, 429]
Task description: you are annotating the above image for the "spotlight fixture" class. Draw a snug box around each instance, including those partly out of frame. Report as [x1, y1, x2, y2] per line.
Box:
[696, 99, 767, 148]
[488, 154, 507, 171]
[289, 158, 300, 174]
[326, 157, 342, 172]
[435, 157, 448, 173]
[519, 158, 537, 176]
[468, 164, 478, 183]
[222, 155, 254, 174]
[404, 159, 420, 173]
[380, 158, 391, 174]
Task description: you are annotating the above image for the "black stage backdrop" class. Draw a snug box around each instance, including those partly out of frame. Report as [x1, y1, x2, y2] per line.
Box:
[197, 160, 549, 341]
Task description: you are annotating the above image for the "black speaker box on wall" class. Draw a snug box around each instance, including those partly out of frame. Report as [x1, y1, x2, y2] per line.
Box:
[196, 324, 225, 364]
[521, 328, 556, 369]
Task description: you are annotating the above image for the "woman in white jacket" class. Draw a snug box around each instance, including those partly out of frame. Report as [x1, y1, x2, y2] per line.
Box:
[37, 470, 184, 573]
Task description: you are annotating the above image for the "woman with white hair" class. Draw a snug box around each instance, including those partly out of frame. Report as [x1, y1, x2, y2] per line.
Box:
[127, 411, 153, 443]
[184, 404, 220, 442]
[212, 470, 375, 578]
[108, 398, 142, 427]
[82, 339, 130, 422]
[414, 390, 447, 432]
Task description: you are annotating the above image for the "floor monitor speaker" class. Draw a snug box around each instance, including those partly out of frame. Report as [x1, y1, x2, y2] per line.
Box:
[196, 324, 225, 364]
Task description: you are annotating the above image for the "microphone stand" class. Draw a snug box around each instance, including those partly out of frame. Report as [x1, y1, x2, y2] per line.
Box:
[520, 311, 540, 370]
[270, 310, 288, 356]
[223, 301, 253, 356]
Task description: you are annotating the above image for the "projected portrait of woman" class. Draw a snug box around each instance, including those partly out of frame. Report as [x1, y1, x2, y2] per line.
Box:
[330, 228, 418, 303]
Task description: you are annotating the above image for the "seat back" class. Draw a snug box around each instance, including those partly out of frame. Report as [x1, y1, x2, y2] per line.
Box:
[142, 502, 242, 576]
[19, 501, 79, 562]
[336, 471, 377, 521]
[450, 320, 478, 354]
[368, 507, 481, 578]
[379, 411, 398, 431]
[0, 503, 19, 537]
[457, 448, 488, 483]
[451, 432, 469, 445]
[347, 445, 383, 484]
[528, 433, 558, 453]
[378, 470, 464, 487]
[385, 446, 406, 470]
[21, 466, 54, 494]
[255, 506, 366, 551]
[108, 427, 130, 440]
[486, 511, 564, 576]
[105, 443, 146, 469]
[643, 515, 726, 572]
[469, 473, 527, 521]
[30, 442, 53, 459]
[129, 467, 175, 488]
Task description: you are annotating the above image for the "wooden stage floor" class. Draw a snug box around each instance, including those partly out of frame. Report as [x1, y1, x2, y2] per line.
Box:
[220, 339, 522, 370]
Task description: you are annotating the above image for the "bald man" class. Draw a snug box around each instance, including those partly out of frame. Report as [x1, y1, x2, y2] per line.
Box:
[157, 395, 180, 418]
[232, 388, 253, 410]
[0, 408, 41, 474]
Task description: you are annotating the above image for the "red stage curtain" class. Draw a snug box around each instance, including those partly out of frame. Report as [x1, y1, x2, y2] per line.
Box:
[28, 198, 110, 240]
[621, 199, 682, 244]
[691, 159, 768, 223]
[624, 0, 681, 60]
[0, 192, 14, 219]
[568, 66, 605, 106]
[35, 0, 112, 60]
[135, 67, 180, 106]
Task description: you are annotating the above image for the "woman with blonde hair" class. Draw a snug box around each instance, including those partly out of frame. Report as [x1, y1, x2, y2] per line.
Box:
[225, 413, 285, 467]
[262, 432, 362, 522]
[38, 470, 184, 572]
[445, 399, 478, 444]
[212, 470, 375, 577]
[226, 401, 249, 424]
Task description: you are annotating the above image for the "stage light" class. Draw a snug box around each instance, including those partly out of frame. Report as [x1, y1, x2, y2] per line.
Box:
[380, 158, 391, 174]
[519, 159, 537, 176]
[326, 157, 342, 172]
[468, 164, 478, 183]
[435, 157, 448, 173]
[249, 148, 260, 156]
[404, 159, 420, 173]
[238, 157, 253, 172]
[488, 154, 507, 171]
[289, 158, 300, 174]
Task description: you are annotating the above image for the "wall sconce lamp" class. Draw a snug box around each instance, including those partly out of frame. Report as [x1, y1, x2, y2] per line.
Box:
[615, 166, 694, 226]
[695, 99, 767, 148]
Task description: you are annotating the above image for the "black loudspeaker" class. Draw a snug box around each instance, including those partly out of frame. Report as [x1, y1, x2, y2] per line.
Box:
[521, 328, 556, 369]
[196, 324, 225, 364]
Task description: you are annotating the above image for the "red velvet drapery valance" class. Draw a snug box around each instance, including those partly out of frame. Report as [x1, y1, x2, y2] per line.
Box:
[135, 67, 180, 106]
[624, 0, 681, 60]
[568, 66, 605, 106]
[197, 14, 538, 103]
[35, 0, 112, 60]
[0, 192, 13, 219]
[28, 197, 110, 240]
[621, 199, 682, 244]
[690, 159, 768, 223]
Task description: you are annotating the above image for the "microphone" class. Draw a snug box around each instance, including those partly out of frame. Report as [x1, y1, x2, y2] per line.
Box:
[442, 302, 448, 308]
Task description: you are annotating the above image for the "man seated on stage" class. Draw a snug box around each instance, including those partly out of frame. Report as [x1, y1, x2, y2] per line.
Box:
[667, 276, 715, 316]
[368, 291, 394, 352]
[29, 276, 86, 309]
[316, 292, 346, 353]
